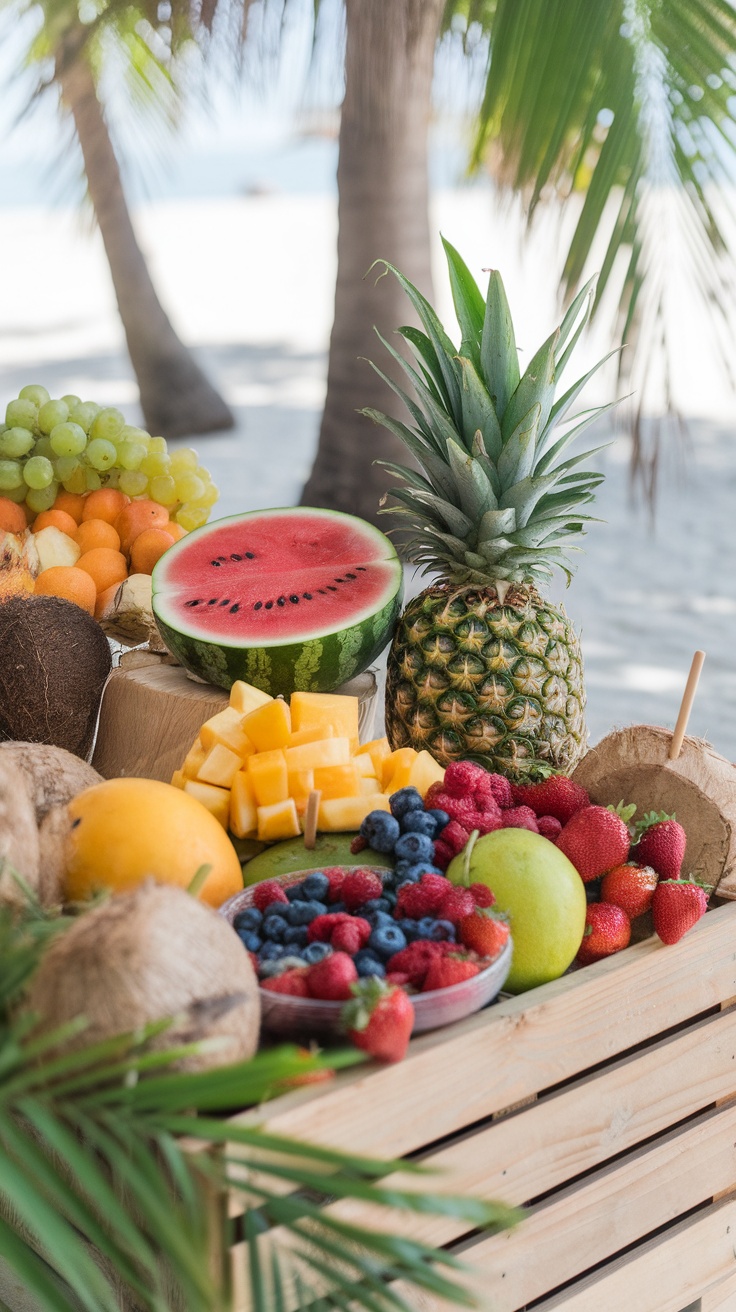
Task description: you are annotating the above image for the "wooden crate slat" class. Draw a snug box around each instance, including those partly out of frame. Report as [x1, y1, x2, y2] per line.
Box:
[532, 1200, 736, 1312]
[398, 1103, 736, 1312]
[228, 905, 736, 1160]
[284, 1005, 736, 1250]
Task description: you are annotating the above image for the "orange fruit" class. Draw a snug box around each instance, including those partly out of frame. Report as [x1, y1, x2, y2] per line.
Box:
[82, 488, 130, 525]
[75, 518, 121, 554]
[76, 547, 128, 594]
[130, 527, 175, 575]
[32, 508, 79, 538]
[115, 500, 170, 555]
[54, 491, 86, 524]
[34, 566, 96, 615]
[165, 522, 186, 542]
[0, 498, 30, 534]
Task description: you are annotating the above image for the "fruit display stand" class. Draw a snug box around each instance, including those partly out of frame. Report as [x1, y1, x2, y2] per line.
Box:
[224, 898, 736, 1312]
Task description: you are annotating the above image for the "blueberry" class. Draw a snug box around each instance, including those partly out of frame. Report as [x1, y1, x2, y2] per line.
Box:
[359, 810, 401, 854]
[234, 907, 262, 932]
[362, 897, 391, 915]
[401, 811, 438, 838]
[398, 918, 420, 941]
[402, 861, 443, 881]
[283, 925, 309, 947]
[237, 930, 262, 952]
[303, 941, 333, 965]
[366, 909, 394, 931]
[428, 919, 456, 942]
[287, 899, 327, 926]
[392, 861, 421, 883]
[285, 882, 306, 902]
[389, 787, 424, 820]
[394, 833, 435, 864]
[330, 901, 347, 915]
[263, 916, 288, 943]
[258, 942, 287, 961]
[369, 924, 408, 960]
[383, 891, 397, 909]
[428, 808, 451, 833]
[416, 916, 437, 939]
[263, 900, 289, 920]
[259, 953, 305, 977]
[302, 871, 329, 901]
[353, 950, 386, 979]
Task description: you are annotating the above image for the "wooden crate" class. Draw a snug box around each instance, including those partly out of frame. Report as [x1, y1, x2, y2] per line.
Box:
[227, 902, 736, 1311]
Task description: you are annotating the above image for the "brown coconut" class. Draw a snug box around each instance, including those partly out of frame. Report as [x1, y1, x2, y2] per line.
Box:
[572, 724, 736, 897]
[0, 754, 40, 907]
[0, 741, 102, 822]
[0, 595, 112, 760]
[26, 882, 260, 1070]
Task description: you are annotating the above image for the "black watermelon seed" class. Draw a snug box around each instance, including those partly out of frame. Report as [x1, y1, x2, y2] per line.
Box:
[345, 572, 356, 580]
[290, 595, 299, 603]
[318, 589, 326, 595]
[208, 599, 218, 605]
[334, 577, 344, 583]
[230, 553, 242, 561]
[230, 603, 240, 614]
[303, 592, 312, 600]
[357, 566, 367, 571]
[265, 601, 273, 609]
[219, 599, 230, 606]
[277, 597, 285, 607]
[245, 552, 255, 559]
[211, 560, 222, 567]
[327, 585, 338, 592]
[254, 601, 262, 610]
[185, 599, 201, 607]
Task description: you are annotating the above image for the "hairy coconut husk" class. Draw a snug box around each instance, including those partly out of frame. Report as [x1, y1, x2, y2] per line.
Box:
[572, 724, 736, 897]
[0, 595, 112, 760]
[0, 754, 40, 907]
[26, 882, 260, 1071]
[0, 742, 102, 822]
[36, 804, 73, 908]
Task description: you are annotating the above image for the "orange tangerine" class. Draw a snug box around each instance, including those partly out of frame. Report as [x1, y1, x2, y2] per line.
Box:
[53, 491, 86, 524]
[32, 508, 79, 538]
[0, 498, 30, 534]
[130, 527, 175, 575]
[82, 488, 130, 525]
[115, 500, 170, 554]
[164, 521, 186, 542]
[35, 566, 96, 615]
[75, 518, 121, 554]
[76, 547, 128, 594]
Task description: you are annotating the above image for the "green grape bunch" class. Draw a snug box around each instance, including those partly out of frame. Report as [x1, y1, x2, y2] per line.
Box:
[0, 384, 219, 528]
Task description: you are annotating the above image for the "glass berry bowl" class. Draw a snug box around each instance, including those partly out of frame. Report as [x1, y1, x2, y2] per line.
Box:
[219, 868, 512, 1042]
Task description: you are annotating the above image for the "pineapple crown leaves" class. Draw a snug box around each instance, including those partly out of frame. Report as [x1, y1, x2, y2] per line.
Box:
[363, 239, 620, 587]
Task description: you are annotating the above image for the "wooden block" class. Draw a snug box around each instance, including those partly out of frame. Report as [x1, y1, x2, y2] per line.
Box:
[700, 1267, 736, 1311]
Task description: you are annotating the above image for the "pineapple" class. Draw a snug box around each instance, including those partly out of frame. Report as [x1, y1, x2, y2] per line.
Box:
[365, 240, 613, 781]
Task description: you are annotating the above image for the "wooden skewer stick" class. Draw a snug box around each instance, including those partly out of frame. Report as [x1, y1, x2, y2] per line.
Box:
[303, 790, 322, 850]
[669, 650, 706, 760]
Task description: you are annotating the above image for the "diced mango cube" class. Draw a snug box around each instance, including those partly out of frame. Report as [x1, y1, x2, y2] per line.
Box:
[230, 771, 258, 839]
[284, 737, 350, 772]
[197, 743, 243, 789]
[229, 681, 273, 716]
[170, 769, 186, 790]
[183, 780, 230, 828]
[200, 706, 254, 759]
[248, 749, 288, 806]
[383, 747, 417, 792]
[257, 798, 300, 842]
[353, 753, 377, 778]
[288, 724, 335, 747]
[183, 738, 207, 780]
[318, 793, 391, 832]
[288, 768, 315, 811]
[363, 736, 392, 779]
[242, 697, 291, 752]
[314, 764, 361, 800]
[408, 750, 445, 797]
[359, 775, 380, 795]
[290, 691, 360, 746]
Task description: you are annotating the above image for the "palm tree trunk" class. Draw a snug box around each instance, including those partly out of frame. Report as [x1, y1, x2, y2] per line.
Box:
[56, 38, 233, 438]
[300, 0, 443, 526]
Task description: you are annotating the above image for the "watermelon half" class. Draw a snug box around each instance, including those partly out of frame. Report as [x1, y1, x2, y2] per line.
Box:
[151, 507, 403, 695]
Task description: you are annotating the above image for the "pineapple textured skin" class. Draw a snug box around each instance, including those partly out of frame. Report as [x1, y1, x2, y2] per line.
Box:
[385, 583, 586, 778]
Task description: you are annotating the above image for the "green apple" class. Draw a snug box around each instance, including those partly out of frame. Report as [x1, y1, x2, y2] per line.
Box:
[447, 828, 586, 993]
[242, 832, 393, 884]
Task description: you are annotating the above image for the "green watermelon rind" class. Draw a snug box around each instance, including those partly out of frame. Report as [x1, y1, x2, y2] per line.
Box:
[151, 509, 404, 695]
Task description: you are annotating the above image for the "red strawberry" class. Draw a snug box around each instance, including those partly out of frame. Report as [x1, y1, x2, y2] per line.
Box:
[438, 886, 476, 924]
[341, 869, 383, 911]
[396, 873, 448, 919]
[601, 863, 658, 920]
[458, 907, 510, 958]
[423, 952, 481, 991]
[432, 838, 454, 871]
[331, 917, 371, 953]
[307, 951, 358, 1000]
[652, 878, 708, 945]
[443, 760, 489, 797]
[469, 882, 495, 908]
[500, 805, 539, 833]
[633, 813, 687, 882]
[537, 815, 563, 841]
[556, 804, 634, 883]
[323, 867, 347, 900]
[307, 912, 353, 943]
[261, 968, 309, 996]
[511, 775, 590, 824]
[252, 879, 289, 911]
[342, 979, 414, 1063]
[386, 940, 447, 987]
[441, 819, 471, 856]
[576, 903, 631, 965]
[385, 971, 412, 987]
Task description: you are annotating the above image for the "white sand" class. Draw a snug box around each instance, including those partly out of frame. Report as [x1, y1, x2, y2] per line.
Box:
[2, 188, 735, 757]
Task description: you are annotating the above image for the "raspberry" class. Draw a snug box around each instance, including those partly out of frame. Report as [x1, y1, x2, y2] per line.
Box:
[252, 880, 289, 911]
[349, 835, 367, 854]
[322, 868, 346, 902]
[432, 839, 454, 871]
[396, 874, 448, 919]
[331, 917, 371, 953]
[440, 795, 482, 826]
[442, 819, 471, 857]
[306, 951, 358, 1001]
[485, 774, 514, 808]
[261, 969, 309, 996]
[537, 815, 563, 840]
[501, 805, 540, 833]
[342, 869, 383, 911]
[438, 886, 476, 924]
[307, 912, 353, 943]
[423, 954, 480, 991]
[469, 883, 495, 908]
[386, 939, 448, 987]
[423, 781, 447, 810]
[385, 971, 411, 987]
[475, 810, 503, 836]
[443, 761, 488, 797]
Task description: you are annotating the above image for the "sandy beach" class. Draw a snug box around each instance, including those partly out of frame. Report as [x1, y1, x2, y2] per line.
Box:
[1, 187, 735, 758]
